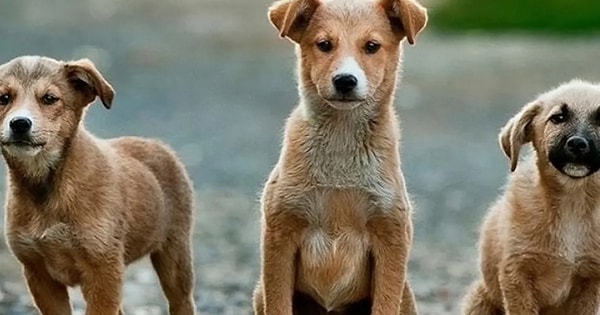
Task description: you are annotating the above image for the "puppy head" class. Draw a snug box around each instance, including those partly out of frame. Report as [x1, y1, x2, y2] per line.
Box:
[500, 80, 600, 179]
[268, 0, 427, 110]
[0, 56, 114, 161]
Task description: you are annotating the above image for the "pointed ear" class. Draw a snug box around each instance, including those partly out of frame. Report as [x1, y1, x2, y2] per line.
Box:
[380, 0, 428, 45]
[64, 59, 115, 109]
[268, 0, 320, 43]
[499, 102, 540, 172]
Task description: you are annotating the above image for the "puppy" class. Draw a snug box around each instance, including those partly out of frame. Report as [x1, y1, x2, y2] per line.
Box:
[463, 80, 600, 315]
[0, 56, 196, 315]
[253, 0, 427, 314]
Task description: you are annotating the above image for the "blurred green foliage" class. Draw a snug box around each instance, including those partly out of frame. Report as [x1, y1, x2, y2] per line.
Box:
[432, 0, 600, 33]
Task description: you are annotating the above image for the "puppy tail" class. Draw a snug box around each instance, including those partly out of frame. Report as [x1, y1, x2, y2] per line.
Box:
[461, 280, 502, 315]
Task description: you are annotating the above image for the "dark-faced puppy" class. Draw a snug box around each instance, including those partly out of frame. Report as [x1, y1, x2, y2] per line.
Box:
[463, 80, 600, 315]
[254, 0, 428, 314]
[545, 103, 600, 179]
[0, 56, 197, 315]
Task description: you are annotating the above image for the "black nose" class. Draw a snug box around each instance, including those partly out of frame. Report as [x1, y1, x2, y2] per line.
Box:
[9, 117, 32, 134]
[333, 74, 358, 94]
[565, 136, 590, 155]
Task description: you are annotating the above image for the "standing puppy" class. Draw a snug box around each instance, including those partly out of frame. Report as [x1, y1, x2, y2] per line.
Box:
[254, 0, 427, 314]
[0, 56, 196, 315]
[463, 80, 600, 315]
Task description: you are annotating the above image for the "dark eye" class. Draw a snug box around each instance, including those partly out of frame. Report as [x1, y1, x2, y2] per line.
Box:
[316, 40, 333, 53]
[41, 94, 59, 105]
[0, 93, 11, 106]
[550, 113, 567, 124]
[365, 41, 381, 54]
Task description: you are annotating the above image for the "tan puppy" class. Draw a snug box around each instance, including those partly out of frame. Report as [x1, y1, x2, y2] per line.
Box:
[0, 56, 196, 315]
[253, 0, 427, 314]
[463, 80, 600, 315]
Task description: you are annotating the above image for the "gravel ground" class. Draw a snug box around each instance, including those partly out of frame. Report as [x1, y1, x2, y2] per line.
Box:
[1, 1, 600, 314]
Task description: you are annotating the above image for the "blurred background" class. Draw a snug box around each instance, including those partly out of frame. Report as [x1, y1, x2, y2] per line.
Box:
[0, 0, 599, 314]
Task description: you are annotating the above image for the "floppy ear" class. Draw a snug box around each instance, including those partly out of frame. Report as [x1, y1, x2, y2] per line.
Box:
[380, 0, 428, 45]
[64, 59, 115, 109]
[499, 102, 540, 172]
[268, 0, 320, 43]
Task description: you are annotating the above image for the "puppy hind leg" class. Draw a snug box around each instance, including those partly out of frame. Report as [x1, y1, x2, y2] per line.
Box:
[151, 237, 196, 315]
[399, 282, 417, 315]
[461, 280, 502, 315]
[557, 278, 600, 315]
[253, 282, 265, 315]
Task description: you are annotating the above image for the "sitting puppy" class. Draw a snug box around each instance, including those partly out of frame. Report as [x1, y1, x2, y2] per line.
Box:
[463, 80, 600, 315]
[253, 0, 427, 314]
[0, 56, 196, 315]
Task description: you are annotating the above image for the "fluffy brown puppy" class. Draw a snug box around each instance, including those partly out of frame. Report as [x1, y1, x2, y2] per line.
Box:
[253, 0, 428, 314]
[0, 56, 196, 315]
[463, 80, 600, 315]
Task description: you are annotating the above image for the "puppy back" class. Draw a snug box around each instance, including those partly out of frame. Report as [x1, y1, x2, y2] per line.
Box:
[109, 137, 194, 204]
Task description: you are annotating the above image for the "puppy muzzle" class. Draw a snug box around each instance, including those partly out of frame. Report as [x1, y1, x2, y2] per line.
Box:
[549, 134, 600, 178]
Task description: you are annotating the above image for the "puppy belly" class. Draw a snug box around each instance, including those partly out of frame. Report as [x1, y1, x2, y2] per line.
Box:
[296, 230, 371, 311]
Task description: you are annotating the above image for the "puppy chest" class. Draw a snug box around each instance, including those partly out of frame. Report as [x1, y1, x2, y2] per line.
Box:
[43, 251, 81, 286]
[556, 212, 586, 262]
[554, 210, 600, 268]
[294, 189, 373, 309]
[306, 138, 389, 192]
[9, 224, 82, 286]
[297, 229, 371, 309]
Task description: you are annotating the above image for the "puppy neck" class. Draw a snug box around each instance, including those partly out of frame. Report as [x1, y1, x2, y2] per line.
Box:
[294, 87, 400, 190]
[3, 126, 92, 204]
[3, 146, 61, 185]
[535, 158, 600, 210]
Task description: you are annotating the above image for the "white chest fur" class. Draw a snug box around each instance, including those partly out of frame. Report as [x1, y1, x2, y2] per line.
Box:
[557, 210, 588, 263]
[290, 187, 374, 310]
[556, 203, 600, 263]
[303, 229, 369, 268]
[298, 228, 370, 310]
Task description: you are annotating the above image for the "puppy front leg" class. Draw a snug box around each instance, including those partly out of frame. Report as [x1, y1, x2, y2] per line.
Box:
[23, 263, 72, 315]
[560, 278, 600, 315]
[368, 213, 412, 315]
[80, 255, 124, 315]
[261, 212, 303, 315]
[499, 261, 538, 315]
